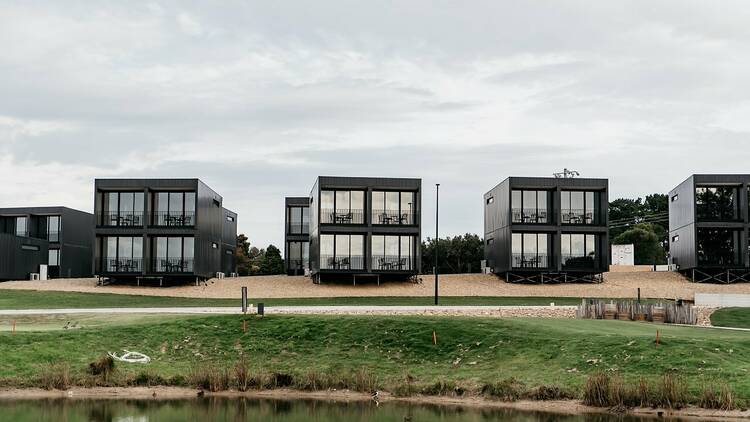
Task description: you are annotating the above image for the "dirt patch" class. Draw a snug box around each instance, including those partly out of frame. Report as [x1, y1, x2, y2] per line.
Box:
[2, 272, 750, 300]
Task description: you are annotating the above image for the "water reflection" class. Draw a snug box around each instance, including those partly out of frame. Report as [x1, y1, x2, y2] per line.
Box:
[0, 397, 675, 422]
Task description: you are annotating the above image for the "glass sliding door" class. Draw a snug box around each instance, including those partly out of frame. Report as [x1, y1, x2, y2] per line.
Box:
[321, 190, 365, 224]
[511, 190, 551, 223]
[511, 233, 548, 268]
[372, 191, 418, 225]
[561, 234, 597, 268]
[320, 234, 364, 270]
[562, 191, 598, 224]
[154, 192, 195, 226]
[371, 235, 416, 271]
[154, 237, 194, 272]
[104, 236, 143, 272]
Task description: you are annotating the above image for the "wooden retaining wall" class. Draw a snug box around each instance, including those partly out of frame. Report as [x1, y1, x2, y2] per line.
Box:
[576, 300, 697, 325]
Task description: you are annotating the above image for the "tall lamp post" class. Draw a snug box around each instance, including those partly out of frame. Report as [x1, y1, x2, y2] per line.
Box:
[434, 183, 440, 305]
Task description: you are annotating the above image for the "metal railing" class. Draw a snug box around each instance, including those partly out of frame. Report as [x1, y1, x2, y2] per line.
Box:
[152, 212, 195, 227]
[561, 254, 595, 269]
[320, 209, 365, 225]
[153, 258, 195, 273]
[698, 254, 739, 267]
[98, 212, 145, 227]
[511, 254, 549, 269]
[373, 211, 418, 225]
[287, 223, 310, 234]
[696, 204, 741, 222]
[320, 255, 365, 270]
[373, 255, 413, 271]
[561, 209, 596, 225]
[104, 258, 144, 273]
[511, 208, 552, 224]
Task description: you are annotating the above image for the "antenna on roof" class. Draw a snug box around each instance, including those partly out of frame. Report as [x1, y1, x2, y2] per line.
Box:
[553, 168, 580, 179]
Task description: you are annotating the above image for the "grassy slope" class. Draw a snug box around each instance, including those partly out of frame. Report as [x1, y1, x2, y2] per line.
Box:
[0, 315, 748, 397]
[0, 290, 594, 309]
[711, 307, 750, 329]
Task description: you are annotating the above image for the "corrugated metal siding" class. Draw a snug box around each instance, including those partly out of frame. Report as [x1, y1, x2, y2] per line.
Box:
[0, 233, 48, 280]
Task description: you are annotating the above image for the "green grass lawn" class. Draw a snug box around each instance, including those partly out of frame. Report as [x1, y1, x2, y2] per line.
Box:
[0, 314, 748, 400]
[711, 307, 750, 329]
[0, 289, 599, 309]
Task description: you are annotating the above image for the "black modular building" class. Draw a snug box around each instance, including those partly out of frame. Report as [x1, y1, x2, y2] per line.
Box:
[483, 176, 609, 283]
[669, 174, 750, 282]
[308, 176, 421, 283]
[93, 179, 237, 284]
[284, 196, 310, 275]
[0, 206, 93, 280]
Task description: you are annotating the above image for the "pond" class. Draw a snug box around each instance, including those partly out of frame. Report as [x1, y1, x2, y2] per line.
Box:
[0, 397, 671, 422]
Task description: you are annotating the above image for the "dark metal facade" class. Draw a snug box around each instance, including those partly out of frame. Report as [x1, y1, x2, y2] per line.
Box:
[284, 196, 310, 275]
[484, 177, 609, 283]
[308, 176, 422, 282]
[93, 179, 237, 282]
[0, 206, 93, 279]
[0, 233, 48, 281]
[669, 174, 750, 282]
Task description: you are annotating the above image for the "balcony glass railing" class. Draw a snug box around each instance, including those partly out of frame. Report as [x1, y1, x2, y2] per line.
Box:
[561, 254, 595, 269]
[320, 255, 364, 270]
[99, 212, 145, 227]
[561, 210, 597, 225]
[154, 258, 195, 273]
[511, 208, 552, 224]
[320, 209, 365, 225]
[287, 223, 310, 234]
[153, 212, 195, 227]
[104, 257, 143, 273]
[373, 211, 418, 225]
[511, 254, 549, 269]
[698, 254, 738, 267]
[373, 256, 413, 271]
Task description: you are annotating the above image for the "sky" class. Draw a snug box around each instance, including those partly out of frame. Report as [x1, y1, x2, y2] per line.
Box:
[2, 1, 750, 250]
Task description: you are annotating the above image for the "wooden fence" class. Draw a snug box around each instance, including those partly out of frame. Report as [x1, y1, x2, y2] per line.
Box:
[576, 300, 697, 325]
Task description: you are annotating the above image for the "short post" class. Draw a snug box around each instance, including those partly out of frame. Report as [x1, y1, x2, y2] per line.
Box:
[241, 287, 248, 314]
[637, 288, 641, 304]
[242, 320, 247, 333]
[257, 303, 265, 317]
[12, 320, 16, 336]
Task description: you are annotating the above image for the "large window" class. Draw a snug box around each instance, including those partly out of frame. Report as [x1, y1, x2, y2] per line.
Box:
[46, 216, 60, 242]
[15, 216, 27, 237]
[103, 192, 145, 226]
[104, 236, 143, 272]
[561, 191, 598, 224]
[561, 234, 597, 268]
[154, 192, 196, 226]
[154, 236, 195, 272]
[320, 190, 365, 224]
[372, 191, 417, 225]
[287, 241, 309, 270]
[320, 234, 364, 270]
[511, 233, 548, 268]
[511, 190, 550, 223]
[371, 235, 415, 271]
[697, 228, 740, 266]
[288, 206, 310, 234]
[696, 187, 739, 221]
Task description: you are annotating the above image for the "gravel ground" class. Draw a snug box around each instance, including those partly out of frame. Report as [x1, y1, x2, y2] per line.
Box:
[2, 272, 750, 300]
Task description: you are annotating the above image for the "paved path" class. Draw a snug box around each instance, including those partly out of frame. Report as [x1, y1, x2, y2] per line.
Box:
[0, 305, 576, 316]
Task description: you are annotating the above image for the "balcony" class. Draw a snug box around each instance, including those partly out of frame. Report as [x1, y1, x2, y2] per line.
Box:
[320, 209, 365, 225]
[561, 210, 597, 225]
[511, 208, 552, 224]
[99, 212, 144, 227]
[287, 223, 310, 235]
[511, 254, 549, 269]
[320, 255, 364, 270]
[698, 254, 739, 267]
[373, 211, 418, 225]
[153, 258, 195, 273]
[373, 256, 413, 271]
[561, 254, 595, 269]
[104, 257, 143, 273]
[153, 212, 195, 227]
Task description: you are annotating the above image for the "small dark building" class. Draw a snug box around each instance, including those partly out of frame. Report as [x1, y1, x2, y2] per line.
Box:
[0, 233, 48, 281]
[669, 174, 750, 282]
[0, 206, 93, 280]
[93, 179, 237, 284]
[308, 176, 421, 283]
[484, 177, 609, 283]
[284, 197, 310, 275]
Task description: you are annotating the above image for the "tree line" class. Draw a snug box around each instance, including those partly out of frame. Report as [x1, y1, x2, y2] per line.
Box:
[234, 193, 672, 275]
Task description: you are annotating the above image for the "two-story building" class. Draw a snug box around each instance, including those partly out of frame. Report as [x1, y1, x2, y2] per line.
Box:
[93, 179, 237, 284]
[284, 197, 310, 275]
[484, 177, 609, 283]
[308, 176, 421, 284]
[669, 174, 750, 283]
[0, 207, 93, 280]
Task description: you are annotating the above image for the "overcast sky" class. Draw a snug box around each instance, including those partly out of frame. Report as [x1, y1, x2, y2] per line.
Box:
[2, 1, 750, 249]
